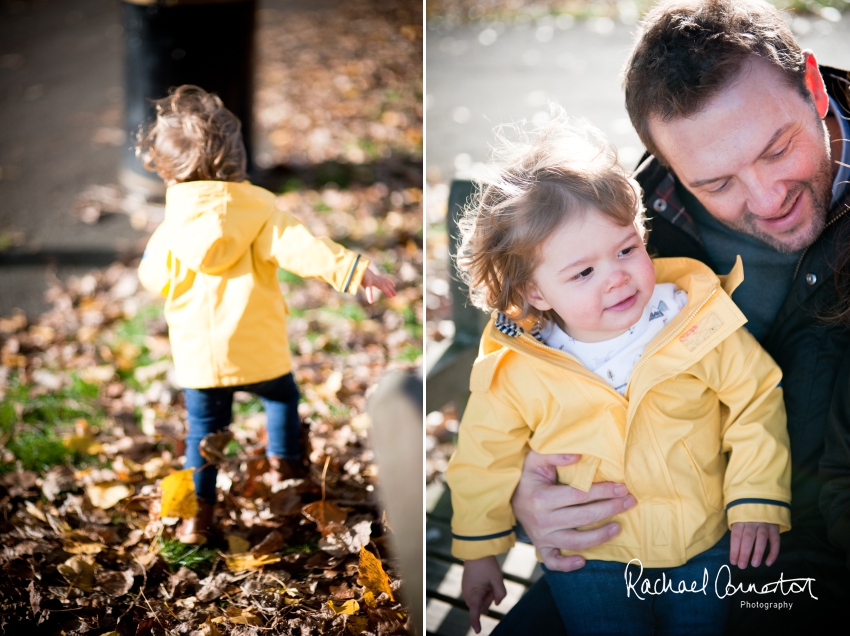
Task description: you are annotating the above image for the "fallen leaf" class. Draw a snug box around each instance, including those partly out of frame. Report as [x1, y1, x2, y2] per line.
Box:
[58, 555, 95, 591]
[358, 547, 394, 601]
[226, 534, 251, 554]
[63, 541, 105, 555]
[302, 500, 347, 533]
[160, 469, 198, 519]
[212, 606, 264, 626]
[40, 465, 76, 501]
[347, 616, 369, 635]
[251, 530, 286, 557]
[202, 616, 223, 636]
[199, 430, 234, 464]
[327, 599, 360, 615]
[95, 568, 135, 597]
[315, 370, 343, 401]
[319, 519, 372, 557]
[87, 481, 133, 509]
[224, 552, 281, 572]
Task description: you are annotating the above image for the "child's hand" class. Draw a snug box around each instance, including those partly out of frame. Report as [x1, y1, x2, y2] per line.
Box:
[361, 268, 396, 304]
[730, 522, 780, 568]
[462, 556, 507, 634]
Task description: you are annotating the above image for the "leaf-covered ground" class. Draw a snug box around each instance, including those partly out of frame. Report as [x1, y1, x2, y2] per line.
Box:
[0, 1, 422, 634]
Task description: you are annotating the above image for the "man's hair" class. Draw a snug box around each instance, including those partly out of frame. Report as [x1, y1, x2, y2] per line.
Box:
[136, 85, 247, 185]
[624, 0, 808, 166]
[457, 112, 646, 322]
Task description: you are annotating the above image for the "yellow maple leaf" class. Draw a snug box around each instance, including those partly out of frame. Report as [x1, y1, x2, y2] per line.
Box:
[224, 552, 281, 572]
[327, 599, 360, 615]
[358, 547, 394, 601]
[160, 469, 198, 519]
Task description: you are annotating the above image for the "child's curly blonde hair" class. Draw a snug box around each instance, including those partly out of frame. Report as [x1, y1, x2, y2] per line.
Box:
[136, 85, 247, 186]
[457, 111, 647, 322]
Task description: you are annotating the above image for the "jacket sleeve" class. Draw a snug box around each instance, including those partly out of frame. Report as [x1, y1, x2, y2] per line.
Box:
[138, 222, 172, 297]
[446, 357, 532, 560]
[257, 208, 370, 294]
[819, 353, 850, 571]
[713, 327, 792, 531]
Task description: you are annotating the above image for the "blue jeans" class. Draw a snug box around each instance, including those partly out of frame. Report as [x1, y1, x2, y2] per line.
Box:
[183, 373, 301, 502]
[544, 533, 730, 636]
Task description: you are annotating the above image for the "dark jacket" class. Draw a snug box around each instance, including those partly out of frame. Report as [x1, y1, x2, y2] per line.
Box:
[636, 65, 850, 593]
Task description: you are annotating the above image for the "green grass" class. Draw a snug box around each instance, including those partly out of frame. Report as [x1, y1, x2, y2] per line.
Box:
[321, 301, 368, 324]
[278, 269, 305, 285]
[279, 177, 306, 194]
[0, 372, 106, 472]
[395, 344, 423, 363]
[159, 537, 218, 574]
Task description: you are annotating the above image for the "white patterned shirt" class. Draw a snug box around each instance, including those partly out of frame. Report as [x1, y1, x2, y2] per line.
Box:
[539, 283, 689, 395]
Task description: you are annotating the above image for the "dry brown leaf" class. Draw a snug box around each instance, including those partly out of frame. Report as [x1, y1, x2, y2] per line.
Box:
[58, 555, 96, 591]
[302, 500, 348, 533]
[319, 518, 372, 557]
[199, 430, 234, 464]
[358, 547, 394, 601]
[87, 481, 133, 509]
[251, 530, 286, 557]
[212, 606, 264, 626]
[95, 568, 135, 597]
[224, 552, 281, 572]
[160, 469, 198, 519]
[202, 616, 223, 636]
[327, 599, 360, 615]
[347, 616, 370, 635]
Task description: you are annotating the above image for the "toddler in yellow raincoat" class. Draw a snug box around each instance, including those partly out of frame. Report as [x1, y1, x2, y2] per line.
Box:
[136, 86, 395, 544]
[447, 114, 791, 634]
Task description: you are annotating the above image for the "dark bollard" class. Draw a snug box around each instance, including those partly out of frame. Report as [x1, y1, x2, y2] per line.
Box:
[120, 0, 256, 197]
[368, 369, 423, 634]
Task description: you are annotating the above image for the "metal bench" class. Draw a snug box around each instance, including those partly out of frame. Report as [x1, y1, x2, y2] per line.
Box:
[426, 180, 544, 636]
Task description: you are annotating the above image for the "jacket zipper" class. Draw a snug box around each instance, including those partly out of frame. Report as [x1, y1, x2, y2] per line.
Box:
[792, 204, 850, 281]
[628, 286, 718, 381]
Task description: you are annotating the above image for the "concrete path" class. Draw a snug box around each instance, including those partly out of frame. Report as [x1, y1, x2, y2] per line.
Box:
[426, 14, 850, 184]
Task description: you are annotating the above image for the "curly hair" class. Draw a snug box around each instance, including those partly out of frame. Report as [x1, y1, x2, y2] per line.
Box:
[135, 85, 247, 185]
[623, 0, 808, 167]
[456, 111, 646, 322]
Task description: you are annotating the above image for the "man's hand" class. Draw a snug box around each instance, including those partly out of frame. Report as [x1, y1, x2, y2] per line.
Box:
[511, 451, 636, 572]
[462, 556, 507, 634]
[730, 522, 780, 568]
[361, 268, 396, 303]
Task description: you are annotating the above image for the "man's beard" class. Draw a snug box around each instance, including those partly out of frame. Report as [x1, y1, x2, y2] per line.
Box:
[722, 150, 833, 254]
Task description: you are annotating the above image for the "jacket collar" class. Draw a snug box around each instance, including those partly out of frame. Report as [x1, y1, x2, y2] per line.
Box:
[484, 257, 747, 400]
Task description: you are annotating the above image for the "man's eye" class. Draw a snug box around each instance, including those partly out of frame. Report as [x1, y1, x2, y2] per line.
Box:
[574, 267, 593, 280]
[710, 180, 730, 194]
[619, 246, 636, 257]
[769, 145, 789, 160]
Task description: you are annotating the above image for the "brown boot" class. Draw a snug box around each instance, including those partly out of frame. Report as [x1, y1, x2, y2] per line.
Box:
[267, 455, 307, 484]
[175, 499, 215, 545]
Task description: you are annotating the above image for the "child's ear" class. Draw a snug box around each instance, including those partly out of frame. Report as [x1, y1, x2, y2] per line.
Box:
[526, 283, 553, 312]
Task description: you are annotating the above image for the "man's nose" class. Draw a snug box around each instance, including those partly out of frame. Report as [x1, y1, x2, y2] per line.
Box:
[743, 170, 788, 218]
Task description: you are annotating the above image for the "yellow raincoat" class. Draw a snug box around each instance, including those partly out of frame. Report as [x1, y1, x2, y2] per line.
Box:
[138, 180, 369, 389]
[447, 257, 791, 567]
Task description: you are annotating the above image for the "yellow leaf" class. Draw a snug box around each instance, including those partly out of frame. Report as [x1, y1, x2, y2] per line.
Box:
[327, 599, 360, 615]
[63, 541, 105, 555]
[224, 552, 281, 572]
[58, 555, 95, 591]
[284, 597, 301, 605]
[160, 469, 198, 519]
[358, 548, 394, 601]
[224, 606, 264, 626]
[226, 535, 251, 554]
[87, 482, 133, 509]
[202, 616, 223, 636]
[363, 590, 377, 607]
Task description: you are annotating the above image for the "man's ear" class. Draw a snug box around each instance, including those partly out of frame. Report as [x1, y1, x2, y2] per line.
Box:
[803, 51, 829, 119]
[526, 283, 552, 312]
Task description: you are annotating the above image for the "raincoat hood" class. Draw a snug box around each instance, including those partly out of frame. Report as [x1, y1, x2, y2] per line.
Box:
[165, 181, 276, 275]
